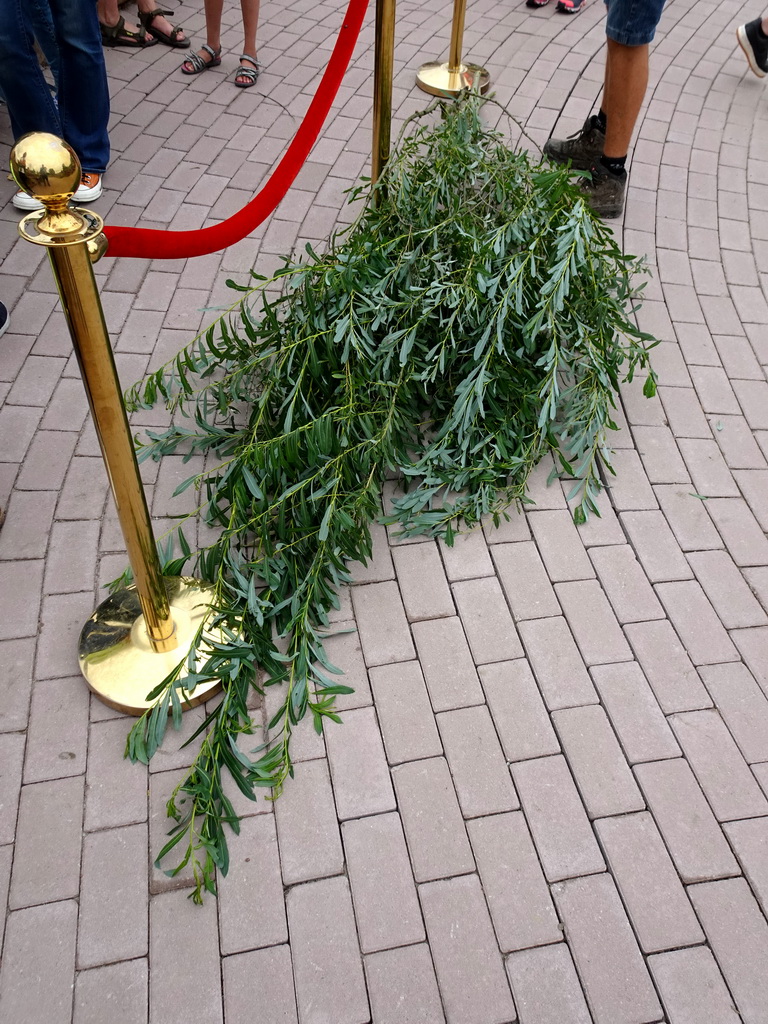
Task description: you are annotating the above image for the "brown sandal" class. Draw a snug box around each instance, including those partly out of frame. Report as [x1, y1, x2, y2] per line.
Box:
[100, 15, 157, 47]
[139, 7, 190, 48]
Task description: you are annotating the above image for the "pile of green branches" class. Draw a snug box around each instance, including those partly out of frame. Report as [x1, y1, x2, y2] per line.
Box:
[122, 93, 656, 902]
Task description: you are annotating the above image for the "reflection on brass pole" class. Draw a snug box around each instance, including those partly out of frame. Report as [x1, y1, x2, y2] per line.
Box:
[372, 0, 396, 186]
[415, 0, 490, 97]
[447, 0, 467, 72]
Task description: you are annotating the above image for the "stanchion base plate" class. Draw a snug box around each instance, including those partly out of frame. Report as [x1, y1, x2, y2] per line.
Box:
[79, 576, 224, 715]
[416, 61, 491, 97]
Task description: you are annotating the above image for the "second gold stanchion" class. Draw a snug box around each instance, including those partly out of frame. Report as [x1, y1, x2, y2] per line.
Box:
[416, 0, 490, 96]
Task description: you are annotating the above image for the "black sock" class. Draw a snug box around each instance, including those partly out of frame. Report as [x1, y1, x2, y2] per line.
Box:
[600, 154, 626, 176]
[594, 109, 607, 133]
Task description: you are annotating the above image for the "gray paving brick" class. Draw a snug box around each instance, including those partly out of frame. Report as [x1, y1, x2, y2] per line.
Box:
[479, 659, 560, 762]
[711, 414, 767, 469]
[438, 529, 494, 580]
[506, 944, 591, 1024]
[11, 775, 83, 908]
[648, 947, 741, 1024]
[689, 549, 767, 629]
[343, 812, 424, 953]
[436, 705, 518, 817]
[0, 901, 77, 1024]
[655, 484, 723, 550]
[0, 638, 34, 734]
[316, 622, 372, 711]
[369, 660, 441, 764]
[73, 959, 148, 1024]
[553, 705, 645, 818]
[632, 424, 690, 483]
[412, 616, 484, 712]
[688, 878, 768, 1024]
[552, 873, 663, 1024]
[452, 575, 523, 664]
[634, 759, 739, 881]
[324, 706, 395, 819]
[590, 545, 665, 623]
[392, 757, 474, 882]
[148, 768, 197, 895]
[669, 709, 768, 820]
[0, 559, 43, 640]
[658, 385, 712, 439]
[595, 812, 704, 953]
[518, 616, 597, 709]
[689, 365, 741, 414]
[678, 437, 740, 497]
[420, 874, 515, 1024]
[365, 944, 445, 1024]
[555, 580, 633, 665]
[218, 814, 287, 955]
[274, 758, 343, 885]
[591, 662, 680, 763]
[734, 469, 768, 532]
[528, 509, 595, 582]
[492, 540, 560, 620]
[570, 485, 627, 547]
[511, 755, 604, 882]
[288, 876, 369, 1024]
[483, 505, 530, 544]
[700, 662, 768, 763]
[23, 675, 89, 784]
[624, 619, 712, 712]
[734, 378, 768, 430]
[84, 718, 148, 831]
[468, 811, 560, 952]
[150, 889, 223, 1024]
[732, 626, 768, 697]
[78, 824, 148, 968]
[35, 591, 96, 681]
[605, 449, 658, 510]
[0, 490, 57, 560]
[525, 454, 567, 508]
[349, 522, 395, 584]
[619, 510, 694, 582]
[392, 541, 454, 620]
[222, 946, 298, 1024]
[351, 581, 415, 667]
[656, 580, 738, 665]
[723, 818, 768, 914]
[707, 496, 768, 566]
[0, 731, 25, 845]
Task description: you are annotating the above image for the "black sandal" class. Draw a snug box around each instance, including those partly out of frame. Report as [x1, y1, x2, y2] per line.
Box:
[139, 7, 190, 48]
[100, 15, 158, 47]
[234, 54, 261, 88]
[181, 44, 222, 74]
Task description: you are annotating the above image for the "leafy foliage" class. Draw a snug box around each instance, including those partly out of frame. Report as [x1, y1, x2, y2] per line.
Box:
[122, 93, 656, 901]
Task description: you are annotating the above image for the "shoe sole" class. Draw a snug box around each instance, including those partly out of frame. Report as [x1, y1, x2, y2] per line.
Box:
[737, 25, 767, 77]
[75, 187, 103, 203]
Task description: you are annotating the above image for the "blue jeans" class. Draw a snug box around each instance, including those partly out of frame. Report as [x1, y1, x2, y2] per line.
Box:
[605, 0, 667, 46]
[0, 0, 109, 173]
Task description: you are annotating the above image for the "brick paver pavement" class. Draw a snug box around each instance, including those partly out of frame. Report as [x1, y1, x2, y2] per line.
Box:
[1, 0, 768, 1020]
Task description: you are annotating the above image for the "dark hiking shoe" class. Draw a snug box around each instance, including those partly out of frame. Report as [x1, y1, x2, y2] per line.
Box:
[737, 19, 768, 77]
[543, 114, 605, 170]
[580, 162, 627, 219]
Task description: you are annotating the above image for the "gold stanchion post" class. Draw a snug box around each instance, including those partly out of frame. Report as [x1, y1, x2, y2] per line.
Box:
[10, 133, 224, 715]
[371, 0, 396, 186]
[416, 0, 490, 96]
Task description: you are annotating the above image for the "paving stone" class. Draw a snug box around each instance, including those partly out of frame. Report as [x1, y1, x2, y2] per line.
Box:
[78, 824, 148, 968]
[733, 378, 768, 431]
[391, 757, 475, 882]
[343, 812, 424, 953]
[483, 505, 530, 544]
[369, 660, 441, 764]
[0, 559, 43, 640]
[222, 946, 298, 1024]
[324, 706, 395, 819]
[73, 959, 148, 1024]
[555, 580, 633, 665]
[713, 413, 768, 470]
[84, 717, 148, 831]
[506, 943, 592, 1024]
[528, 509, 594, 582]
[468, 811, 560, 952]
[510, 755, 604, 881]
[420, 874, 516, 1024]
[348, 522, 395, 584]
[669, 709, 768, 820]
[689, 365, 741, 414]
[604, 449, 659, 510]
[569, 485, 626, 547]
[150, 888, 223, 1024]
[723, 817, 768, 914]
[452, 575, 524, 664]
[688, 878, 768, 1024]
[648, 947, 741, 1024]
[436, 705, 518, 817]
[595, 812, 704, 953]
[0, 731, 25, 845]
[624, 619, 712, 712]
[518, 616, 597, 709]
[654, 484, 723, 550]
[23, 676, 89, 784]
[553, 873, 662, 1024]
[732, 626, 768, 697]
[699, 661, 768, 764]
[365, 944, 445, 1024]
[688, 549, 767, 629]
[620, 375, 667, 427]
[589, 544, 665, 623]
[632, 424, 690, 482]
[552, 705, 644, 818]
[10, 775, 84, 908]
[412, 616, 484, 712]
[438, 529, 495, 580]
[634, 759, 740, 882]
[287, 876, 369, 1024]
[619, 510, 693, 582]
[43, 520, 100, 594]
[0, 901, 77, 1024]
[35, 591, 96, 681]
[274, 758, 344, 885]
[479, 659, 560, 762]
[0, 638, 34, 733]
[351, 581, 415, 667]
[492, 541, 560, 620]
[590, 662, 680, 763]
[655, 580, 738, 665]
[0, 489, 57, 560]
[678, 437, 740, 496]
[391, 541, 454, 620]
[706, 496, 768, 566]
[735, 469, 768, 532]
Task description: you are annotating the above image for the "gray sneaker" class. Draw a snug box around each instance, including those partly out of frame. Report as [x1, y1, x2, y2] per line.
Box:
[543, 114, 605, 169]
[580, 162, 627, 219]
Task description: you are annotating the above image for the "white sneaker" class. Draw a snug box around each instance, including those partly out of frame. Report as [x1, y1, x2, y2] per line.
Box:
[11, 171, 103, 211]
[12, 190, 44, 211]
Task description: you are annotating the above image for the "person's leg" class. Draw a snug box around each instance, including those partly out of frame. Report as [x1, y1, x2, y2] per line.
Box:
[0, 0, 62, 140]
[235, 0, 261, 85]
[181, 0, 224, 71]
[601, 39, 649, 159]
[136, 0, 189, 47]
[29, 0, 61, 87]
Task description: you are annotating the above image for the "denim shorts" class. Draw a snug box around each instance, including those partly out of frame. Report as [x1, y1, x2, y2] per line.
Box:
[605, 0, 667, 46]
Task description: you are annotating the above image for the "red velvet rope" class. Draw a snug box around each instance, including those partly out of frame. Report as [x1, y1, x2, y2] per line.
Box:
[103, 0, 370, 259]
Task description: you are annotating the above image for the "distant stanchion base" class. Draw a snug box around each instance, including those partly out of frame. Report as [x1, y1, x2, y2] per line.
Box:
[79, 576, 225, 715]
[416, 61, 491, 96]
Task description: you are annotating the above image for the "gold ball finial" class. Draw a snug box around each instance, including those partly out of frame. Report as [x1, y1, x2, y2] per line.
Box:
[10, 132, 81, 205]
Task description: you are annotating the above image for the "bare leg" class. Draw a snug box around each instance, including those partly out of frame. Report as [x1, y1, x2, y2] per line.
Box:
[136, 0, 188, 44]
[98, 0, 141, 35]
[601, 38, 649, 158]
[181, 0, 224, 70]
